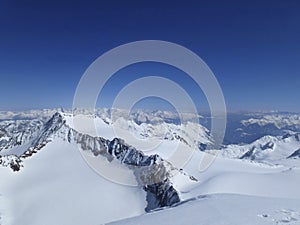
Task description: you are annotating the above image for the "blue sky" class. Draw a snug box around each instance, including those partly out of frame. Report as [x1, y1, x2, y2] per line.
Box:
[0, 0, 299, 112]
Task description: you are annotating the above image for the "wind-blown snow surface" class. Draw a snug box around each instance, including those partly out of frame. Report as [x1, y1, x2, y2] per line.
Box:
[1, 111, 300, 225]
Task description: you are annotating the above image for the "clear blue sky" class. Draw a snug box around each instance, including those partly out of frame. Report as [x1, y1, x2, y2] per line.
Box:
[0, 0, 299, 112]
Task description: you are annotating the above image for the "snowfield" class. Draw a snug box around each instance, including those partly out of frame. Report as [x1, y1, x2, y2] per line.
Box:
[0, 111, 299, 225]
[108, 194, 300, 225]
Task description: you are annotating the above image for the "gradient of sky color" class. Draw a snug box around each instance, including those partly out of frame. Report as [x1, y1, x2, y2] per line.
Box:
[0, 0, 299, 111]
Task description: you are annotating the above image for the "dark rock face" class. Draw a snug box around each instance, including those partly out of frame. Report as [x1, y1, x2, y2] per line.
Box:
[144, 181, 180, 212]
[73, 134, 181, 211]
[0, 155, 22, 171]
[239, 141, 275, 160]
[105, 138, 181, 211]
[283, 133, 300, 142]
[283, 133, 293, 139]
[240, 146, 256, 160]
[287, 148, 300, 159]
[261, 142, 274, 150]
[198, 143, 207, 151]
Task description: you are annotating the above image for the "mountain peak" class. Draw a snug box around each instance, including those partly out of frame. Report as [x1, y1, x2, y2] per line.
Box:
[1, 112, 197, 211]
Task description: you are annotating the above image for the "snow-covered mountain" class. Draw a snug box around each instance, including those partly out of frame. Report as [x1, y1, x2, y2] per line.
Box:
[0, 112, 198, 224]
[2, 109, 299, 145]
[204, 133, 300, 167]
[96, 108, 201, 125]
[0, 119, 44, 153]
[219, 112, 300, 145]
[241, 113, 300, 130]
[0, 110, 300, 225]
[0, 108, 211, 151]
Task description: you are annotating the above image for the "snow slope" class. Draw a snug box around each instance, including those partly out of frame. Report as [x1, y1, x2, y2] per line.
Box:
[0, 138, 147, 225]
[109, 194, 300, 225]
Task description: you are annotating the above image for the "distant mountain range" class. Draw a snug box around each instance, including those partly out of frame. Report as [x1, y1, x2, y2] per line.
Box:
[1, 108, 300, 145]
